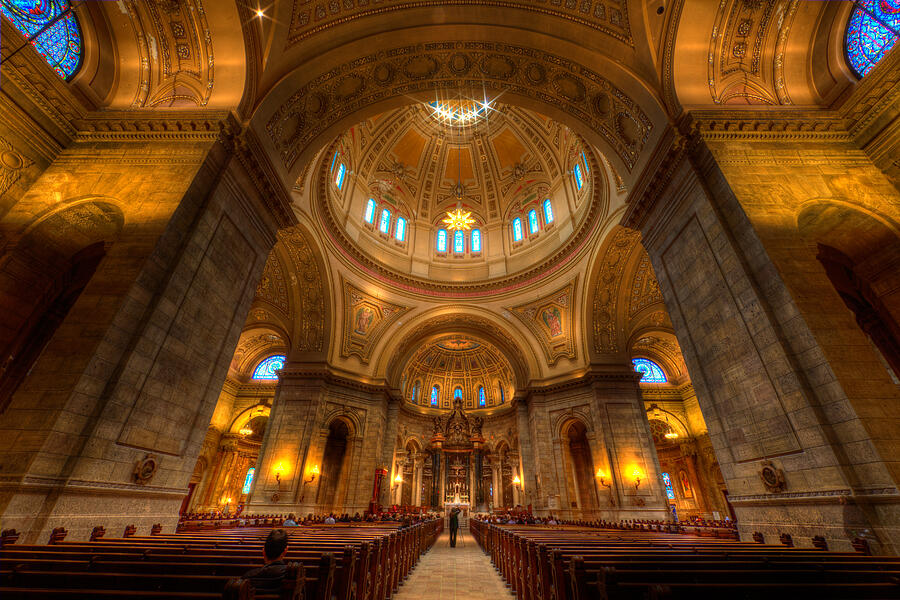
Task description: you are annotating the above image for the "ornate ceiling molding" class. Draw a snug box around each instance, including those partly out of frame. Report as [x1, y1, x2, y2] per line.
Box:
[508, 278, 577, 365]
[254, 250, 290, 317]
[627, 251, 663, 317]
[279, 226, 327, 353]
[591, 226, 640, 353]
[287, 0, 632, 47]
[341, 279, 411, 364]
[266, 41, 652, 174]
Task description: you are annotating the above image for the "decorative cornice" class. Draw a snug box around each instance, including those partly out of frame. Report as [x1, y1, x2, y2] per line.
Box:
[73, 111, 229, 142]
[728, 487, 899, 505]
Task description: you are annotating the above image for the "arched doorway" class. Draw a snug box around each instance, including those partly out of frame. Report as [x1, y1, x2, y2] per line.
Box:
[317, 419, 352, 510]
[562, 421, 598, 515]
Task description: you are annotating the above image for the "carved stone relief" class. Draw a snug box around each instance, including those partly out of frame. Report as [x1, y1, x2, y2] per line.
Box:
[591, 226, 640, 353]
[279, 227, 326, 353]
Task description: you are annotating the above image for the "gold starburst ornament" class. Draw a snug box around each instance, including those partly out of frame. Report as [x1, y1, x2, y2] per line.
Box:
[443, 208, 476, 231]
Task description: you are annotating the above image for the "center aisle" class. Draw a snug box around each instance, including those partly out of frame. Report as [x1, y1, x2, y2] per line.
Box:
[394, 529, 516, 600]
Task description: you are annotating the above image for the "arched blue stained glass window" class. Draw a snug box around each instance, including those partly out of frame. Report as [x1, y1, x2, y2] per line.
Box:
[845, 1, 900, 78]
[331, 152, 339, 172]
[471, 229, 482, 252]
[512, 218, 523, 242]
[378, 208, 391, 233]
[437, 229, 447, 252]
[528, 209, 539, 234]
[478, 386, 486, 407]
[661, 472, 676, 502]
[632, 358, 667, 383]
[431, 386, 439, 406]
[499, 384, 505, 404]
[574, 163, 584, 190]
[453, 230, 465, 253]
[395, 217, 406, 241]
[252, 355, 286, 380]
[1, 0, 83, 81]
[412, 381, 420, 403]
[364, 199, 376, 224]
[242, 468, 255, 495]
[543, 199, 554, 224]
[335, 163, 347, 189]
[582, 151, 590, 174]
[454, 387, 463, 400]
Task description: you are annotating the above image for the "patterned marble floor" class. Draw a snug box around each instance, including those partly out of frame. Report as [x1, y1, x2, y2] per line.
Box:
[395, 529, 516, 600]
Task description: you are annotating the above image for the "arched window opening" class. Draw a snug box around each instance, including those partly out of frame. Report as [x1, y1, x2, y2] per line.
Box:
[436, 229, 447, 252]
[478, 386, 486, 407]
[453, 230, 465, 253]
[661, 472, 676, 502]
[512, 218, 523, 242]
[845, 1, 900, 78]
[331, 152, 339, 172]
[528, 209, 539, 234]
[252, 355, 286, 380]
[364, 199, 376, 224]
[431, 385, 439, 406]
[0, 0, 83, 80]
[412, 381, 420, 403]
[582, 151, 590, 174]
[632, 358, 667, 383]
[241, 468, 255, 495]
[543, 199, 554, 224]
[378, 208, 391, 233]
[395, 217, 407, 241]
[573, 163, 584, 190]
[335, 163, 347, 189]
[454, 387, 463, 401]
[471, 229, 482, 252]
[499, 384, 505, 404]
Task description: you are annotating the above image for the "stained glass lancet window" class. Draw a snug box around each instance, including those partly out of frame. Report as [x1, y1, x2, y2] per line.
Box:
[253, 355, 286, 380]
[378, 208, 391, 233]
[335, 163, 347, 189]
[412, 381, 419, 403]
[242, 468, 255, 494]
[478, 386, 486, 407]
[499, 384, 505, 403]
[1, 0, 83, 80]
[845, 1, 900, 78]
[431, 386, 439, 406]
[364, 199, 376, 223]
[471, 229, 482, 252]
[453, 230, 464, 253]
[528, 209, 539, 234]
[512, 218, 523, 242]
[395, 217, 406, 241]
[573, 163, 584, 190]
[543, 199, 554, 224]
[632, 358, 667, 383]
[437, 229, 447, 252]
[454, 387, 463, 401]
[661, 472, 676, 502]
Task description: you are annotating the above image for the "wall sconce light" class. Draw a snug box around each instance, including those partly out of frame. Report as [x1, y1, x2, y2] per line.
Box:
[305, 464, 320, 484]
[512, 474, 522, 487]
[631, 467, 643, 490]
[392, 474, 403, 492]
[596, 469, 611, 488]
[274, 463, 286, 484]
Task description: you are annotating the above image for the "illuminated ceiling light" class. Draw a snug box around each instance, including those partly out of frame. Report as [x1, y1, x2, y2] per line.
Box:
[428, 99, 492, 126]
[664, 431, 679, 440]
[239, 425, 254, 436]
[255, 8, 265, 18]
[443, 208, 476, 231]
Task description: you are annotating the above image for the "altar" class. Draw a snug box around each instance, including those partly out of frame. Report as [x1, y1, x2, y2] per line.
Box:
[428, 398, 487, 512]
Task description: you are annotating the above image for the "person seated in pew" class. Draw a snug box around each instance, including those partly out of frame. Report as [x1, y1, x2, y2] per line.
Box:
[244, 529, 289, 593]
[324, 513, 336, 524]
[283, 513, 298, 526]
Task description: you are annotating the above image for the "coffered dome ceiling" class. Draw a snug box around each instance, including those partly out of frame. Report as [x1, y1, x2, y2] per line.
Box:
[313, 101, 606, 294]
[400, 334, 514, 412]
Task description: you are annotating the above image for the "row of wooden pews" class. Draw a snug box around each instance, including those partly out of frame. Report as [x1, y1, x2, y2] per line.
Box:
[470, 520, 900, 600]
[1, 519, 442, 599]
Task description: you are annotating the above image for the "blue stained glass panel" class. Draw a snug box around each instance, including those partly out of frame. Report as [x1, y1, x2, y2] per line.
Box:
[478, 386, 486, 407]
[528, 209, 539, 234]
[512, 218, 523, 242]
[331, 152, 339, 172]
[253, 355, 286, 380]
[364, 199, 376, 223]
[574, 163, 584, 190]
[471, 229, 482, 252]
[543, 199, 554, 224]
[662, 472, 675, 501]
[499, 385, 505, 403]
[632, 358, 667, 383]
[437, 229, 447, 252]
[454, 230, 464, 253]
[454, 387, 463, 400]
[242, 468, 255, 494]
[582, 151, 589, 174]
[335, 163, 346, 189]
[395, 217, 406, 241]
[379, 208, 391, 233]
[1, 0, 83, 80]
[431, 386, 439, 406]
[412, 382, 419, 403]
[845, 0, 900, 78]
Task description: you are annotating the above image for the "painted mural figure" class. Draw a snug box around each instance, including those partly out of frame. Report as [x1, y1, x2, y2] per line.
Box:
[354, 306, 376, 335]
[680, 470, 693, 498]
[542, 307, 563, 337]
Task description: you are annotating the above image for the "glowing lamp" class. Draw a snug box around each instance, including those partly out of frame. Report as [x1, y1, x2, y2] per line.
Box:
[255, 9, 264, 18]
[394, 474, 403, 483]
[631, 467, 644, 489]
[512, 475, 522, 486]
[305, 464, 320, 484]
[596, 469, 611, 488]
[273, 462, 286, 484]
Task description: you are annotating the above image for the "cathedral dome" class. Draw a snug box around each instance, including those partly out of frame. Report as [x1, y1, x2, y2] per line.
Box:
[314, 101, 601, 293]
[400, 335, 514, 412]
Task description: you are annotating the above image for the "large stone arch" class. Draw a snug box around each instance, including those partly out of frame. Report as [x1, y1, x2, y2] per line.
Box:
[248, 25, 668, 189]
